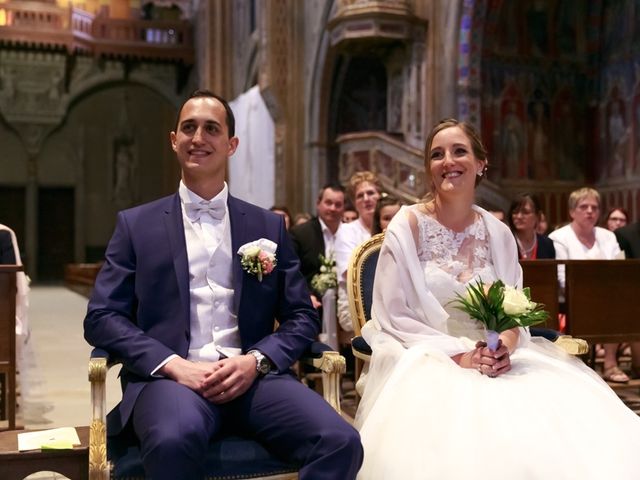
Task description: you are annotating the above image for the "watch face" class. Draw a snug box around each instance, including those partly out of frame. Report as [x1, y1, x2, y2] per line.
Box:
[258, 359, 271, 374]
[251, 351, 271, 374]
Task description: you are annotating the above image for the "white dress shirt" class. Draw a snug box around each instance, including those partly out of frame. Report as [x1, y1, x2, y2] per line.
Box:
[152, 182, 242, 374]
[180, 181, 242, 361]
[319, 217, 339, 259]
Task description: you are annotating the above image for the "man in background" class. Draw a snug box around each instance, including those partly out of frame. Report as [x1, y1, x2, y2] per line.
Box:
[290, 184, 345, 308]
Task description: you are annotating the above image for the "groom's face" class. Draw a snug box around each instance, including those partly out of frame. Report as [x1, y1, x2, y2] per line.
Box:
[170, 97, 239, 182]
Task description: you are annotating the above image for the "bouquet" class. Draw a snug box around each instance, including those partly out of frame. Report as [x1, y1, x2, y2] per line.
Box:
[238, 239, 277, 282]
[310, 254, 337, 296]
[449, 279, 548, 350]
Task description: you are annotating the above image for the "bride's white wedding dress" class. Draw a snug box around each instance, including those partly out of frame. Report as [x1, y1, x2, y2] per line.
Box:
[356, 205, 640, 479]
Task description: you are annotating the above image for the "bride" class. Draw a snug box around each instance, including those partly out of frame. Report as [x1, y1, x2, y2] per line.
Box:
[355, 119, 640, 479]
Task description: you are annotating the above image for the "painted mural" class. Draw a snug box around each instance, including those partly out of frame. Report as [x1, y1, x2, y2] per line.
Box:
[473, 0, 640, 221]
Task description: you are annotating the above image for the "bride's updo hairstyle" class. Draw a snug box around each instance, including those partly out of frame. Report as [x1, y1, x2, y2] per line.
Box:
[423, 118, 489, 188]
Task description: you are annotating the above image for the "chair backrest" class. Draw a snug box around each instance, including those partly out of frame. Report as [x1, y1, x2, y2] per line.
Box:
[346, 233, 385, 337]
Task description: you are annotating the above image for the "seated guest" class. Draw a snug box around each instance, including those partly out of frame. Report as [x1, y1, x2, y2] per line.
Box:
[356, 118, 640, 479]
[371, 195, 402, 235]
[334, 171, 382, 333]
[615, 220, 640, 378]
[342, 203, 358, 223]
[604, 206, 628, 232]
[84, 90, 362, 480]
[0, 224, 29, 340]
[615, 219, 640, 258]
[602, 207, 630, 359]
[508, 193, 555, 259]
[270, 205, 292, 230]
[0, 228, 16, 263]
[537, 210, 550, 235]
[549, 187, 626, 383]
[489, 208, 506, 223]
[290, 184, 345, 308]
[293, 212, 312, 227]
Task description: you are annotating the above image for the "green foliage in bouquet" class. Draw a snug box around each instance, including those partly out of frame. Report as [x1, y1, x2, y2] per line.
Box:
[450, 279, 549, 333]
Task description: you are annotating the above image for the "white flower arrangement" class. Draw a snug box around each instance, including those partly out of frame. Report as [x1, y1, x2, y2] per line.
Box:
[310, 254, 337, 296]
[449, 279, 548, 350]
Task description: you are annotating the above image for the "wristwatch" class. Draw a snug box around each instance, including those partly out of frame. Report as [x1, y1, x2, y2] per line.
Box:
[248, 350, 272, 375]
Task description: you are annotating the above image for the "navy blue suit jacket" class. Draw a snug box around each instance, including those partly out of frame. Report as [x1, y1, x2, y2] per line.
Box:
[84, 193, 319, 434]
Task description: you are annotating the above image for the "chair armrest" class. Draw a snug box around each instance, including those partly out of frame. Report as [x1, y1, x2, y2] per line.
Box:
[299, 341, 345, 414]
[553, 335, 590, 355]
[530, 328, 589, 355]
[88, 348, 112, 480]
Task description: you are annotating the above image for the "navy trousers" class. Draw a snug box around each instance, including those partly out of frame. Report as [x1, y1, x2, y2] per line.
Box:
[131, 372, 363, 480]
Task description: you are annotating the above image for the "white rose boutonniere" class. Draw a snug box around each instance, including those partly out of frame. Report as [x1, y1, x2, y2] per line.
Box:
[237, 239, 277, 282]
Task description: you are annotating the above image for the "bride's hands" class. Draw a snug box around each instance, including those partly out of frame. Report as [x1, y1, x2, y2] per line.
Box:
[471, 340, 511, 377]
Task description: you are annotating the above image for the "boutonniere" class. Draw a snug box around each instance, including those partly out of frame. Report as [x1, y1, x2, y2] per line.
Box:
[237, 239, 277, 282]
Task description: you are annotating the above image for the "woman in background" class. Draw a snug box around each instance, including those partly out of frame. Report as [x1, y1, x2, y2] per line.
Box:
[508, 193, 555, 259]
[334, 171, 382, 333]
[602, 206, 632, 368]
[605, 206, 628, 232]
[371, 195, 402, 235]
[549, 188, 627, 382]
[270, 205, 292, 230]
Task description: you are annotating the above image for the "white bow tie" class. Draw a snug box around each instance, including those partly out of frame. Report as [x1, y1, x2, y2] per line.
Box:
[185, 199, 226, 222]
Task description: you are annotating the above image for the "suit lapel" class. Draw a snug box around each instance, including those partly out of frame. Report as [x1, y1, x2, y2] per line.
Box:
[163, 194, 190, 321]
[228, 195, 247, 314]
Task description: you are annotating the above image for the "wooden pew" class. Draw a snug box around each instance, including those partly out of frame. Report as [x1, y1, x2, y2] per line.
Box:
[0, 265, 21, 431]
[564, 259, 640, 344]
[520, 260, 560, 331]
[64, 262, 102, 298]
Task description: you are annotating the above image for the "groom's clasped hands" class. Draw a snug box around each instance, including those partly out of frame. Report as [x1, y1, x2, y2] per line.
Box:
[160, 355, 259, 403]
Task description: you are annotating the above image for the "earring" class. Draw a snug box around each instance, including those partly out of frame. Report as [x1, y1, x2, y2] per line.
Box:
[477, 171, 483, 177]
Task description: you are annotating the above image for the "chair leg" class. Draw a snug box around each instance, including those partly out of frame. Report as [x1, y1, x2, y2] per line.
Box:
[306, 352, 345, 414]
[88, 358, 109, 480]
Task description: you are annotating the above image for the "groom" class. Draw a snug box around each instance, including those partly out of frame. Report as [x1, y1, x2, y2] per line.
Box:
[84, 90, 362, 480]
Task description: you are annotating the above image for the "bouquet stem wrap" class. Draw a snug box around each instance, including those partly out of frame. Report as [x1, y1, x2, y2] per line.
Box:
[486, 330, 500, 351]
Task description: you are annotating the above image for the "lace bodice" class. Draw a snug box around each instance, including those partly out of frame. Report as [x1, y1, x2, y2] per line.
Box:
[412, 206, 498, 338]
[414, 207, 493, 282]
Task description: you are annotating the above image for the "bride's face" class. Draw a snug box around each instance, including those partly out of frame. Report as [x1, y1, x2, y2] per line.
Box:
[427, 126, 486, 197]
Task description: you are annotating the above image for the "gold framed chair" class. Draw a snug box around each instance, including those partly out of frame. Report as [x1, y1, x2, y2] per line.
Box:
[87, 345, 345, 480]
[345, 233, 589, 381]
[346, 233, 385, 379]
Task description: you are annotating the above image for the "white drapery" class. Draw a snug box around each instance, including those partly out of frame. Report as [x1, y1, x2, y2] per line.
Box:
[228, 86, 275, 209]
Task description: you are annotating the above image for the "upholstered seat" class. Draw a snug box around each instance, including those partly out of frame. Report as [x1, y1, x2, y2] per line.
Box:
[88, 343, 345, 480]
